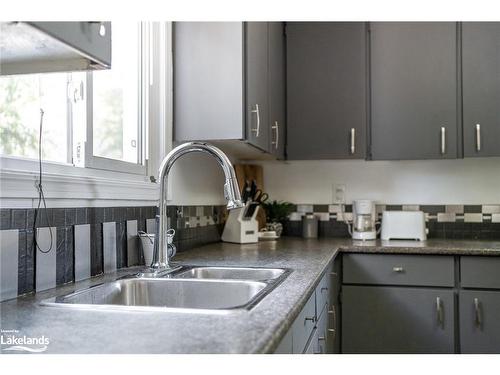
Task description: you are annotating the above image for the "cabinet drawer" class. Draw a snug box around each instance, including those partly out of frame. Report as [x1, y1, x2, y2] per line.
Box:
[315, 264, 332, 315]
[292, 291, 316, 354]
[303, 328, 318, 354]
[461, 256, 500, 289]
[343, 254, 455, 287]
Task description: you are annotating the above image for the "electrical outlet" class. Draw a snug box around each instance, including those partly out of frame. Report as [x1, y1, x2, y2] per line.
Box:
[333, 184, 346, 204]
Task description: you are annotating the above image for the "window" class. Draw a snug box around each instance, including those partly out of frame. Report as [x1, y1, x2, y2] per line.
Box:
[0, 72, 70, 163]
[0, 22, 151, 175]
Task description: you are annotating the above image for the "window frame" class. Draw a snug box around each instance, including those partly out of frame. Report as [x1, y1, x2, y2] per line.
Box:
[79, 22, 148, 176]
[0, 22, 172, 206]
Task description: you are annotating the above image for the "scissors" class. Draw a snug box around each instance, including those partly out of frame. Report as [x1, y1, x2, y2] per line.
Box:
[253, 189, 269, 204]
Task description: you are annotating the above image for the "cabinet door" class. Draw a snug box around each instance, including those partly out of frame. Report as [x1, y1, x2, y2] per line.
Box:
[342, 286, 455, 353]
[328, 258, 341, 354]
[370, 22, 460, 160]
[316, 304, 328, 354]
[268, 22, 286, 159]
[459, 290, 500, 353]
[174, 22, 245, 141]
[462, 22, 500, 157]
[292, 291, 316, 353]
[304, 328, 318, 354]
[246, 22, 270, 152]
[286, 22, 367, 160]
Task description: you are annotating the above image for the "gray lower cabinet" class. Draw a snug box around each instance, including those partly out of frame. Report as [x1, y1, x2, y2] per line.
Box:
[304, 328, 319, 354]
[286, 22, 367, 160]
[292, 290, 316, 353]
[329, 258, 341, 354]
[462, 22, 500, 157]
[459, 290, 500, 353]
[342, 285, 455, 353]
[174, 22, 283, 156]
[343, 253, 455, 287]
[274, 257, 339, 354]
[370, 22, 460, 160]
[315, 304, 328, 354]
[460, 256, 500, 289]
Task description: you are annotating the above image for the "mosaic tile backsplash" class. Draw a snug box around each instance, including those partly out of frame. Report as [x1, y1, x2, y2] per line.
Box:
[283, 203, 500, 240]
[0, 205, 227, 301]
[2, 202, 500, 301]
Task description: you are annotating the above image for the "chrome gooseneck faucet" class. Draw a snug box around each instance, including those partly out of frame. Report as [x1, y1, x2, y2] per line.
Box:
[139, 142, 243, 277]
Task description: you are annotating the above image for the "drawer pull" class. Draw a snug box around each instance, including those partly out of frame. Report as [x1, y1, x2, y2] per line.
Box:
[318, 336, 325, 341]
[475, 124, 481, 152]
[328, 305, 337, 342]
[321, 287, 328, 292]
[392, 266, 404, 273]
[474, 298, 482, 329]
[305, 317, 315, 323]
[251, 104, 261, 137]
[350, 128, 356, 155]
[436, 297, 444, 328]
[440, 126, 446, 155]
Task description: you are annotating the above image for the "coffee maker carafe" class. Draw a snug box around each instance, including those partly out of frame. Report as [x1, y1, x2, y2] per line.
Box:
[351, 199, 377, 240]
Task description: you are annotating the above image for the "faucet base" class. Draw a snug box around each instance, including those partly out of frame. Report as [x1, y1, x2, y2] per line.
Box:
[136, 263, 182, 278]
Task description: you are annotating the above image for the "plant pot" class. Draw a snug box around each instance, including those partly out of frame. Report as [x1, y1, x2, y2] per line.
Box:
[266, 222, 283, 237]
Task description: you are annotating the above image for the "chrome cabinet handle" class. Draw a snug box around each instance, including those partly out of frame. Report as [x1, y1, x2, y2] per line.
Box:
[440, 126, 446, 155]
[475, 124, 481, 152]
[474, 298, 482, 329]
[318, 336, 325, 341]
[436, 297, 444, 328]
[305, 317, 315, 323]
[251, 104, 260, 137]
[271, 121, 279, 149]
[328, 305, 337, 342]
[392, 266, 404, 273]
[321, 287, 328, 293]
[350, 128, 356, 155]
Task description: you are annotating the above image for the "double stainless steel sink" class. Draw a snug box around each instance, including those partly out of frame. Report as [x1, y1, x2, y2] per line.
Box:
[41, 266, 290, 313]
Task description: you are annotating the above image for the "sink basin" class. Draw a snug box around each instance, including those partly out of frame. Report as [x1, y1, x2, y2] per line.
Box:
[173, 266, 286, 281]
[41, 278, 269, 313]
[41, 266, 291, 313]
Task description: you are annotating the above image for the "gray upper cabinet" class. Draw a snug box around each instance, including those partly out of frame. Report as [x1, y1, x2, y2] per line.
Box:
[268, 22, 286, 159]
[462, 22, 500, 157]
[286, 22, 367, 160]
[370, 22, 460, 160]
[174, 22, 244, 142]
[246, 22, 270, 152]
[174, 22, 280, 157]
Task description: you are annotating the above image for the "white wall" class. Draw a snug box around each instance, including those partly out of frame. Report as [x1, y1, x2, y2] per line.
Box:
[169, 152, 226, 206]
[256, 158, 500, 205]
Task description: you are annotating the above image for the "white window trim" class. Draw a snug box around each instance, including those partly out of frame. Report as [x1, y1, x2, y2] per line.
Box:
[0, 22, 173, 208]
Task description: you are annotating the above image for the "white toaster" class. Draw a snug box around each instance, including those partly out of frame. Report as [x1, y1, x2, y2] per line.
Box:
[381, 211, 427, 241]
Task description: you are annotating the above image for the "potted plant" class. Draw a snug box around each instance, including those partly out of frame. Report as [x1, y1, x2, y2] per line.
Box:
[260, 200, 295, 237]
